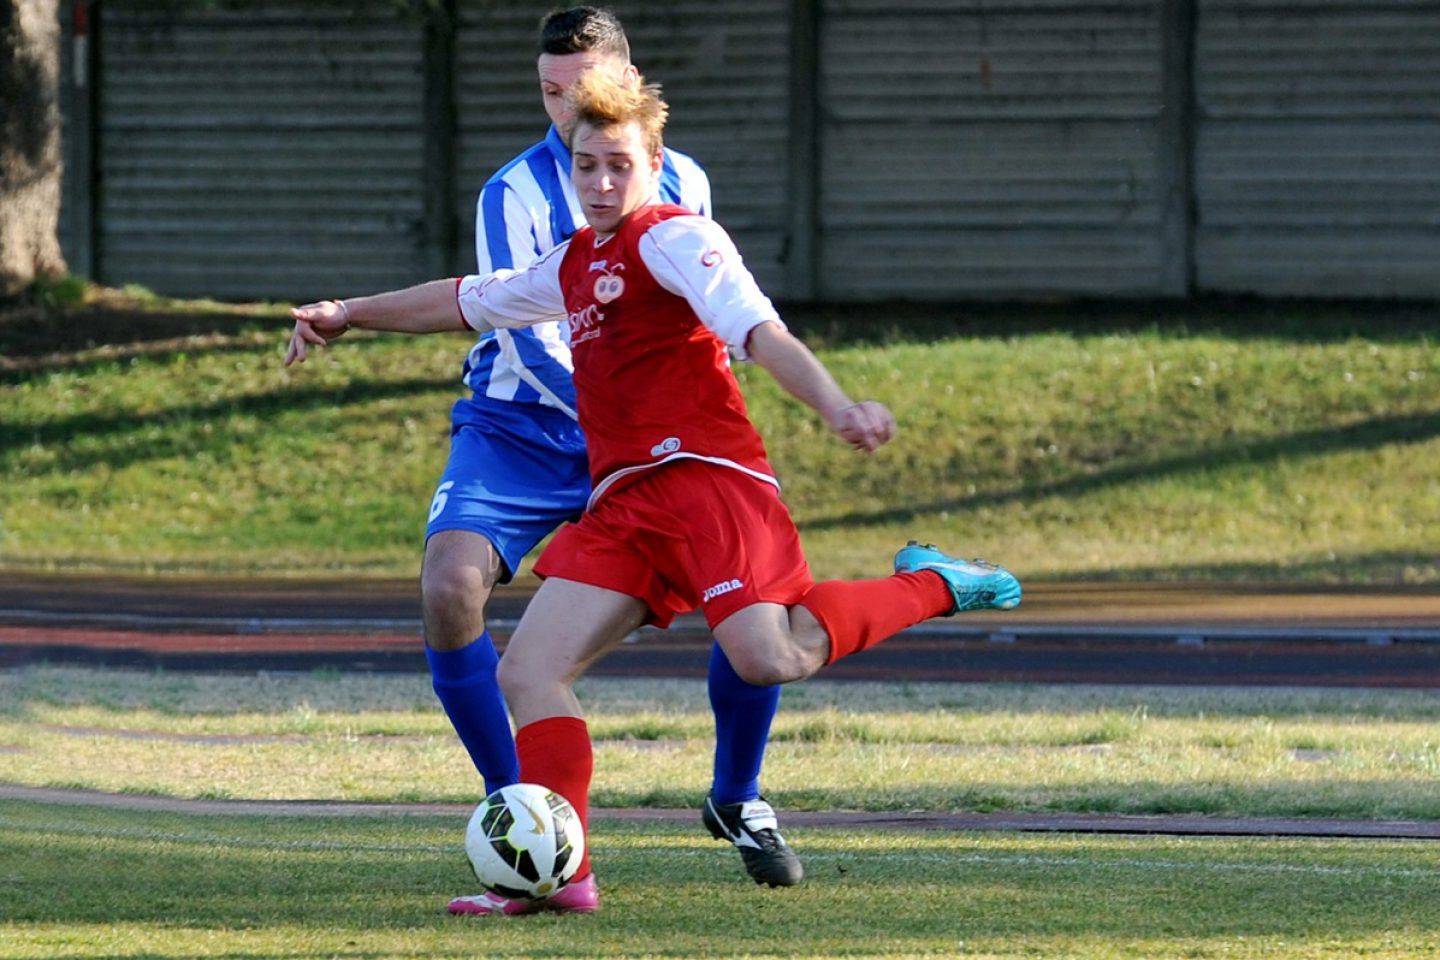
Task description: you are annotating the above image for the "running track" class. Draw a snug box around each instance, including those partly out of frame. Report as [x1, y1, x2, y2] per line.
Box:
[5, 573, 1440, 839]
[3, 573, 1439, 687]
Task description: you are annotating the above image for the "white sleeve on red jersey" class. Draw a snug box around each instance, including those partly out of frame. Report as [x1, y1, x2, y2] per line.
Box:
[456, 241, 570, 333]
[638, 214, 785, 361]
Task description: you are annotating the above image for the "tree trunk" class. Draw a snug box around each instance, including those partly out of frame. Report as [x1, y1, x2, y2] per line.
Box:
[1, 0, 67, 297]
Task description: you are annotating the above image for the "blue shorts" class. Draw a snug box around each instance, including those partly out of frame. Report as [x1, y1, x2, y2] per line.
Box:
[425, 396, 590, 582]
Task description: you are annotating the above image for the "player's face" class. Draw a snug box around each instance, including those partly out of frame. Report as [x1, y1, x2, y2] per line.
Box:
[537, 52, 637, 134]
[571, 121, 661, 237]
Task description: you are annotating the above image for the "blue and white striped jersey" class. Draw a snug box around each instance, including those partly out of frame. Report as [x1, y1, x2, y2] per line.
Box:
[465, 124, 712, 416]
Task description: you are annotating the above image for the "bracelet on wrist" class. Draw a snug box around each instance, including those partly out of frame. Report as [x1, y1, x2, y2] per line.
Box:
[332, 299, 353, 331]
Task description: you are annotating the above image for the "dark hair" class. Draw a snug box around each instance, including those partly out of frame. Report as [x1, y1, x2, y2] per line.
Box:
[539, 6, 630, 60]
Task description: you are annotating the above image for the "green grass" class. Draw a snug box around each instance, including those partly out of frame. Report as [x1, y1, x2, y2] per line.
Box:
[6, 667, 1440, 957]
[7, 667, 1440, 820]
[2, 295, 1437, 582]
[3, 799, 1438, 959]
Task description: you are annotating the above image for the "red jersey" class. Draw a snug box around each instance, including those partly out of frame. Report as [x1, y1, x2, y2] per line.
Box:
[458, 202, 786, 508]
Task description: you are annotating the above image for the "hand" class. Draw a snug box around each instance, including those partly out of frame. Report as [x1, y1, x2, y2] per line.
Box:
[827, 400, 896, 453]
[284, 300, 350, 366]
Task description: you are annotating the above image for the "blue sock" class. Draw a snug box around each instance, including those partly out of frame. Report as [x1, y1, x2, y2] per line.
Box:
[425, 633, 519, 795]
[707, 642, 781, 805]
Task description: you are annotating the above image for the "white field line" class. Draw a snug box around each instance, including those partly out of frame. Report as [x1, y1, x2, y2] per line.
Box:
[4, 816, 1438, 880]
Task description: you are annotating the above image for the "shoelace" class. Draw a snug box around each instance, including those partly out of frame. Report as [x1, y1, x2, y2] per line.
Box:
[745, 824, 788, 851]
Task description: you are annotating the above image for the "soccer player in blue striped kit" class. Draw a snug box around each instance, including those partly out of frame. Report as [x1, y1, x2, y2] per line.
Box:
[286, 7, 798, 912]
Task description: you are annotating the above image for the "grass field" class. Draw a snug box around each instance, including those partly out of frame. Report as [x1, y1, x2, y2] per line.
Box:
[6, 666, 1434, 958]
[2, 293, 1437, 582]
[5, 294, 1440, 957]
[6, 667, 1440, 958]
[4, 798, 1439, 959]
[6, 667, 1440, 819]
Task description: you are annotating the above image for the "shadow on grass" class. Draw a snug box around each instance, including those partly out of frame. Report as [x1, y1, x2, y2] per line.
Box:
[0, 335, 280, 386]
[0, 302, 292, 386]
[779, 295, 1439, 347]
[800, 409, 1440, 532]
[4, 294, 1434, 364]
[0, 304, 276, 358]
[770, 778, 1440, 821]
[1, 377, 452, 474]
[1040, 550, 1440, 585]
[6, 803, 1435, 947]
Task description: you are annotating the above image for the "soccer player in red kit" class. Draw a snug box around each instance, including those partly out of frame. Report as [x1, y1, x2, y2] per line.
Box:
[290, 71, 1020, 913]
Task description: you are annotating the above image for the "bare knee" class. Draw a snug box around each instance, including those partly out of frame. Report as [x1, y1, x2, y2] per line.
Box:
[713, 604, 826, 686]
[497, 647, 567, 706]
[422, 560, 492, 617]
[724, 648, 813, 687]
[495, 653, 526, 702]
[421, 538, 501, 651]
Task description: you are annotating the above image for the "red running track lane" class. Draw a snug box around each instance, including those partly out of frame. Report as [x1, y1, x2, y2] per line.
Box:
[3, 574, 1440, 686]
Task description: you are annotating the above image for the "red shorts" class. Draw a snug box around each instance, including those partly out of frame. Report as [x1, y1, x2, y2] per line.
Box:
[532, 460, 814, 629]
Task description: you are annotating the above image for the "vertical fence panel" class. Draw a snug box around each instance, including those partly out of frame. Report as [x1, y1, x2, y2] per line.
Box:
[452, 0, 793, 292]
[1194, 0, 1440, 297]
[58, 0, 95, 280]
[95, 1, 426, 300]
[450, 1, 542, 277]
[817, 0, 1173, 299]
[60, 1, 1440, 302]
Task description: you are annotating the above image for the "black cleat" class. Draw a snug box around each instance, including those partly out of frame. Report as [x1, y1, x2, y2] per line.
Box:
[702, 793, 804, 887]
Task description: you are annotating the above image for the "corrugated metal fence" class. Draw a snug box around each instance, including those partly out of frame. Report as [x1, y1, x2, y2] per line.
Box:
[58, 0, 1440, 302]
[1195, 0, 1440, 297]
[818, 0, 1182, 298]
[451, 0, 793, 292]
[91, 3, 429, 301]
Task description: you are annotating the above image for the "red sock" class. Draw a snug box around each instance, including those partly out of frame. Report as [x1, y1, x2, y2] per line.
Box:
[515, 715, 594, 880]
[800, 571, 951, 664]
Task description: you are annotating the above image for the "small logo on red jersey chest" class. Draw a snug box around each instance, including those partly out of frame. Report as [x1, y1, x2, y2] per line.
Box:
[593, 262, 625, 304]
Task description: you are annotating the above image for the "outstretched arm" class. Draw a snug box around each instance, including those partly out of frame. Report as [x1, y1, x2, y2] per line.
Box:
[745, 321, 896, 453]
[285, 279, 468, 366]
[635, 214, 895, 452]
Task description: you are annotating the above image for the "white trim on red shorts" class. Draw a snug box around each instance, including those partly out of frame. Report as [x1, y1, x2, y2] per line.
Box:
[586, 453, 779, 512]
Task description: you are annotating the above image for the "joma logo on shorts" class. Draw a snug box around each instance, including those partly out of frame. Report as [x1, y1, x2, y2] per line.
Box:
[702, 579, 744, 603]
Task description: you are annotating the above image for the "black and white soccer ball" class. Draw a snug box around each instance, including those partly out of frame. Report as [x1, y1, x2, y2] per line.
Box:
[464, 783, 585, 900]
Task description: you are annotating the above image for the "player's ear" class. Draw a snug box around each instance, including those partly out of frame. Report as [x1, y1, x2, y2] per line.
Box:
[621, 62, 640, 86]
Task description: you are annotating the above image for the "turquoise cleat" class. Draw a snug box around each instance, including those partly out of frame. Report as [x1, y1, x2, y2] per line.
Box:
[894, 540, 1021, 614]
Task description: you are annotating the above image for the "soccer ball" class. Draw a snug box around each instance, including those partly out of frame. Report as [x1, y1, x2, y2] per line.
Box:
[464, 783, 585, 900]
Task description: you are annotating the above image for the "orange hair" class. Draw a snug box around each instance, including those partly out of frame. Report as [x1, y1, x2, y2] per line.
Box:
[565, 70, 667, 157]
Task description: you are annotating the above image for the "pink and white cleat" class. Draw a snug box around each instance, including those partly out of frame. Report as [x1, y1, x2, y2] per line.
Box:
[447, 873, 599, 917]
